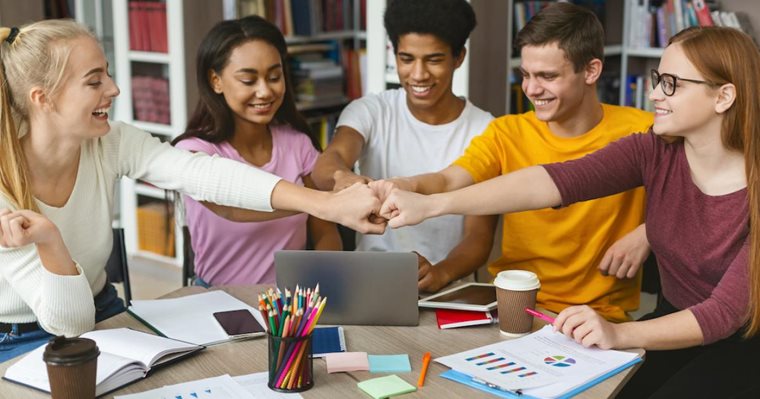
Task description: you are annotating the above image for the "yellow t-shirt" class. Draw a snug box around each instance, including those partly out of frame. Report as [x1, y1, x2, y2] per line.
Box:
[453, 104, 654, 322]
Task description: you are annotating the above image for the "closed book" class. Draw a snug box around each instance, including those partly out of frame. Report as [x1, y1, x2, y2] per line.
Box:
[3, 328, 203, 397]
[436, 309, 494, 329]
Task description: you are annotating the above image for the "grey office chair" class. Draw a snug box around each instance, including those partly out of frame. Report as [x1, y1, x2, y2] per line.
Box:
[182, 225, 195, 286]
[105, 227, 132, 304]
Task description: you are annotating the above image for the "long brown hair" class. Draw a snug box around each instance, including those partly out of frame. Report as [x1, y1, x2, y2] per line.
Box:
[173, 15, 318, 150]
[670, 26, 760, 337]
[0, 20, 91, 211]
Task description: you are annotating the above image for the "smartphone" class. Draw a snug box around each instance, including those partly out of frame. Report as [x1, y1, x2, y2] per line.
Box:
[212, 309, 266, 339]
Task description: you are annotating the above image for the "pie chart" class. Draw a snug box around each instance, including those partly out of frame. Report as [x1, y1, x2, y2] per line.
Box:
[544, 355, 576, 367]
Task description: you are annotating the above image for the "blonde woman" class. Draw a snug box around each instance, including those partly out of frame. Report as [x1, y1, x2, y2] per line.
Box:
[0, 20, 383, 362]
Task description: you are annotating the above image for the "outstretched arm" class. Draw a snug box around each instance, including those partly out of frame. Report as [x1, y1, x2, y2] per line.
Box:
[382, 165, 561, 228]
[417, 214, 498, 293]
[311, 127, 370, 191]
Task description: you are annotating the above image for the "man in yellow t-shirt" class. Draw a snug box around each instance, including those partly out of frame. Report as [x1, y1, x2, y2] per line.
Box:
[371, 3, 653, 322]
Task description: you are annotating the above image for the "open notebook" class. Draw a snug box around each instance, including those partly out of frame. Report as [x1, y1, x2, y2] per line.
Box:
[3, 328, 203, 397]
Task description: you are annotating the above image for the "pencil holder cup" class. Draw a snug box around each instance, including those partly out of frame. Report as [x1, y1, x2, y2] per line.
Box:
[267, 333, 314, 392]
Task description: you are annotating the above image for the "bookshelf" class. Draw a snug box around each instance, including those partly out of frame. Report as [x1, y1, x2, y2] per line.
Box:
[366, 0, 759, 117]
[112, 0, 223, 266]
[229, 0, 368, 149]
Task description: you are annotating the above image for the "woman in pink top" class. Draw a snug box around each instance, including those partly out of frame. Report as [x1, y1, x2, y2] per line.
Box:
[377, 27, 760, 397]
[173, 16, 341, 286]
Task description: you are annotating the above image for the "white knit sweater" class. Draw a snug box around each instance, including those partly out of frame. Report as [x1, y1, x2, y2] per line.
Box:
[0, 122, 281, 336]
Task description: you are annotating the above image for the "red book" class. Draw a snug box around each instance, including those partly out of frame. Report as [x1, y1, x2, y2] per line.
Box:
[691, 0, 714, 27]
[435, 309, 494, 330]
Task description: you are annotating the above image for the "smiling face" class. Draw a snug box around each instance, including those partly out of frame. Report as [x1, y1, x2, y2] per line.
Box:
[45, 35, 119, 138]
[210, 39, 285, 130]
[649, 43, 720, 138]
[519, 43, 594, 124]
[395, 33, 464, 115]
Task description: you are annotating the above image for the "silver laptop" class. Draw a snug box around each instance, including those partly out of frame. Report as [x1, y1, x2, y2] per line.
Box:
[275, 250, 419, 326]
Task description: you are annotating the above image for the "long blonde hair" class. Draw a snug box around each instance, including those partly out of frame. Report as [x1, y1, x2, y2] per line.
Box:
[0, 20, 93, 211]
[670, 27, 760, 338]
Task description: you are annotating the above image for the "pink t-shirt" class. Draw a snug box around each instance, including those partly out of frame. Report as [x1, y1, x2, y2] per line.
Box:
[175, 125, 319, 285]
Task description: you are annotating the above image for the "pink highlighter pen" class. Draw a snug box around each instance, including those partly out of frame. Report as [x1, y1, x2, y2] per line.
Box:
[525, 307, 556, 324]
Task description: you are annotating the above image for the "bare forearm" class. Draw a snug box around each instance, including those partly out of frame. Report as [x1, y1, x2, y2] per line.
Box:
[36, 237, 77, 275]
[432, 166, 562, 217]
[202, 201, 299, 222]
[616, 310, 704, 350]
[271, 181, 329, 218]
[312, 152, 355, 190]
[435, 216, 497, 283]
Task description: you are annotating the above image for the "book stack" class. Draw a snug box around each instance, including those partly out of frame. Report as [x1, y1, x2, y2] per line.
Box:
[436, 309, 495, 330]
[131, 75, 171, 125]
[628, 0, 756, 50]
[290, 46, 347, 109]
[128, 1, 168, 53]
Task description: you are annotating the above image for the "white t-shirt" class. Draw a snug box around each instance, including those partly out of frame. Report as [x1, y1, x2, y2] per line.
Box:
[337, 89, 493, 263]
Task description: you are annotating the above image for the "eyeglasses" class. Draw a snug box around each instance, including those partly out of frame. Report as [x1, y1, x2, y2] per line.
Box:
[650, 69, 714, 96]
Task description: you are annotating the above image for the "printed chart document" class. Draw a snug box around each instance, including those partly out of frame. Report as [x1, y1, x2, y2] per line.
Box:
[3, 328, 203, 397]
[113, 373, 303, 399]
[128, 290, 268, 345]
[435, 325, 642, 398]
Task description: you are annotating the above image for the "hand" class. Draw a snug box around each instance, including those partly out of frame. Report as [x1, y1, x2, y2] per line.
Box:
[379, 189, 436, 229]
[0, 209, 61, 248]
[599, 224, 650, 279]
[327, 183, 386, 234]
[416, 252, 450, 293]
[368, 178, 414, 204]
[333, 170, 373, 191]
[554, 305, 621, 349]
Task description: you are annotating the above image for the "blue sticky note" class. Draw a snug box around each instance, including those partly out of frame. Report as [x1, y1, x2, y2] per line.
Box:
[368, 354, 412, 373]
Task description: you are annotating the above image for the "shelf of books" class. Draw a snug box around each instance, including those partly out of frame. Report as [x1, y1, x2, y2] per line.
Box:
[233, 0, 367, 151]
[113, 0, 185, 266]
[619, 0, 756, 111]
[500, 0, 757, 115]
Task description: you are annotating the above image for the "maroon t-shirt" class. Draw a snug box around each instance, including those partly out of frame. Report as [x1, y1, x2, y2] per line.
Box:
[544, 132, 748, 344]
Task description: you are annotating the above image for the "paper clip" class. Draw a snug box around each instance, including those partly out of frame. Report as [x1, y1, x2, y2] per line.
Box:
[472, 376, 523, 396]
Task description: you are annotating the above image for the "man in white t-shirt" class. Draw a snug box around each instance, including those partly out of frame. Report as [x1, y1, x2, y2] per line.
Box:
[312, 0, 496, 292]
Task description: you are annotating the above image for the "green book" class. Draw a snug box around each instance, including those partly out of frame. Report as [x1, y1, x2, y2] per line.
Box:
[357, 375, 417, 399]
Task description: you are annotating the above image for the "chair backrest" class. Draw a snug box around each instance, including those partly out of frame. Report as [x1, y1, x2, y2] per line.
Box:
[105, 227, 132, 304]
[182, 225, 195, 286]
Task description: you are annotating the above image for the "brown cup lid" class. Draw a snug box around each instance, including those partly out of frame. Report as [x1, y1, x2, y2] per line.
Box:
[43, 336, 99, 366]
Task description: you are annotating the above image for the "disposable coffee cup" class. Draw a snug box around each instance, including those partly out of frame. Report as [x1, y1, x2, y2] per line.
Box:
[43, 336, 100, 399]
[494, 270, 541, 337]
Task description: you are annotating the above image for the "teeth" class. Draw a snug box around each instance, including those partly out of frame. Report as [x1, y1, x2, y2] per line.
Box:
[534, 99, 552, 106]
[655, 109, 671, 114]
[93, 108, 108, 116]
[252, 103, 271, 109]
[411, 85, 431, 93]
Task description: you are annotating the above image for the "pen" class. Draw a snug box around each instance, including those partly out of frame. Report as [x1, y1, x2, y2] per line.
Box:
[525, 307, 555, 324]
[417, 351, 431, 388]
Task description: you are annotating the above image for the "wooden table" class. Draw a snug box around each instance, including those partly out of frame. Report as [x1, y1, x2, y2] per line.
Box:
[0, 286, 643, 398]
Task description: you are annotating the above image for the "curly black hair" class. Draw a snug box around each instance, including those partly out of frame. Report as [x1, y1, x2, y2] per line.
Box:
[384, 0, 476, 57]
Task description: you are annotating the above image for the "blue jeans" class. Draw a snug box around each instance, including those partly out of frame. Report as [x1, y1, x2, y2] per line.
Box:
[0, 282, 126, 363]
[193, 276, 211, 288]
